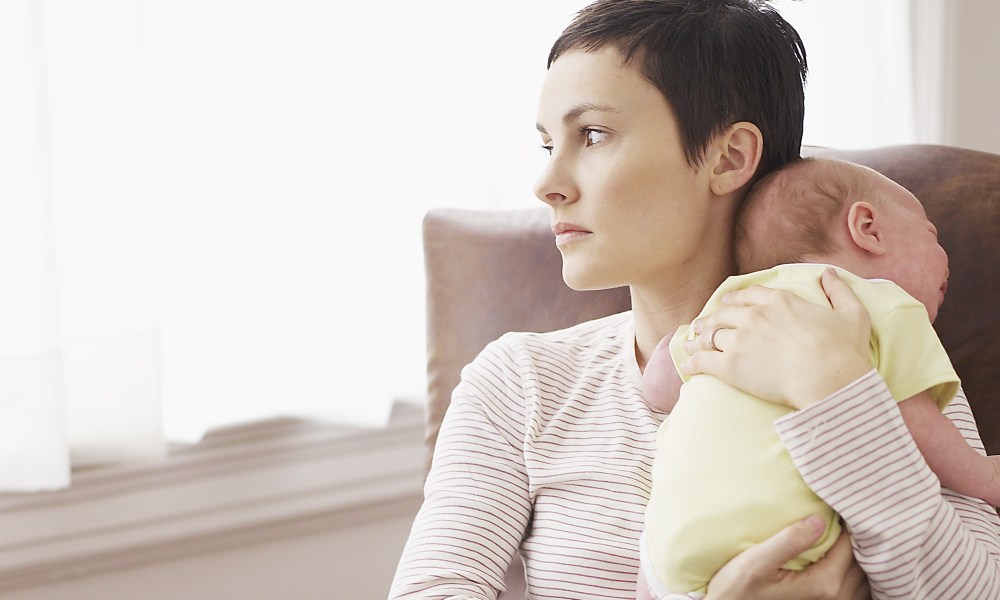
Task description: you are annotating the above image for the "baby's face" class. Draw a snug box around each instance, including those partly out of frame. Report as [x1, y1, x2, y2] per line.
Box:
[874, 178, 949, 323]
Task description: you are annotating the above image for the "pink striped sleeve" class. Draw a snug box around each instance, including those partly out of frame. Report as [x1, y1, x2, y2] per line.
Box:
[389, 338, 531, 600]
[775, 370, 1000, 599]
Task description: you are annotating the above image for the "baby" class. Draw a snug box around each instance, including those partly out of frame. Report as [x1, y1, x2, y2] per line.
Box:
[638, 157, 1000, 598]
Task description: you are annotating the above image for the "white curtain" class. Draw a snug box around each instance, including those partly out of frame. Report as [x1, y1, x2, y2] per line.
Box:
[149, 0, 592, 443]
[1, 0, 68, 491]
[773, 0, 918, 148]
[0, 0, 591, 491]
[0, 0, 933, 492]
[0, 0, 166, 492]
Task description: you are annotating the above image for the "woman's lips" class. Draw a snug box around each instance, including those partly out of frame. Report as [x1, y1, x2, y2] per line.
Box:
[552, 222, 592, 246]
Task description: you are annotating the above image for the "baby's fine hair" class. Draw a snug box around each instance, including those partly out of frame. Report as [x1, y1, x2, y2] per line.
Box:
[548, 0, 808, 180]
[734, 157, 880, 274]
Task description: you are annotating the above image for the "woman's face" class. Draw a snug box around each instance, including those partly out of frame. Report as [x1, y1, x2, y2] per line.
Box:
[533, 47, 720, 292]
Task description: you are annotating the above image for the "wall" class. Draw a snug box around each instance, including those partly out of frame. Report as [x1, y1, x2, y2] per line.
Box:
[941, 0, 1000, 154]
[0, 504, 419, 600]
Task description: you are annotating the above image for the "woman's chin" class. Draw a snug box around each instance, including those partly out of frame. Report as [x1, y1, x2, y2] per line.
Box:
[562, 267, 618, 292]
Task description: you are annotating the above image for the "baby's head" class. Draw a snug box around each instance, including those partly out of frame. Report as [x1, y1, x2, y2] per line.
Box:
[734, 157, 950, 322]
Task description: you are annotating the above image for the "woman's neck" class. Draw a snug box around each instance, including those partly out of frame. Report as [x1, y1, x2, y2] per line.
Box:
[630, 263, 734, 373]
[627, 192, 741, 373]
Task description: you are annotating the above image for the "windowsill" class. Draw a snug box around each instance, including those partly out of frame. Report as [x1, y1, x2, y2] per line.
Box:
[0, 402, 425, 593]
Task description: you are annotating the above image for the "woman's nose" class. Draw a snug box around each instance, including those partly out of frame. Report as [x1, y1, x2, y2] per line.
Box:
[539, 190, 567, 205]
[533, 161, 576, 207]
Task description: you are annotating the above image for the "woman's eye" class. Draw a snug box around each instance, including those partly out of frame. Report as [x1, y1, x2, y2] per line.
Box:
[540, 144, 554, 155]
[583, 128, 608, 147]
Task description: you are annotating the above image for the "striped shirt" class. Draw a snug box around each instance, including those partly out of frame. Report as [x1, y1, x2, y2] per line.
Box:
[389, 311, 1000, 599]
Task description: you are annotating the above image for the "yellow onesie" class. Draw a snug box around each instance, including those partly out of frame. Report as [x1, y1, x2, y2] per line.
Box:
[643, 263, 959, 595]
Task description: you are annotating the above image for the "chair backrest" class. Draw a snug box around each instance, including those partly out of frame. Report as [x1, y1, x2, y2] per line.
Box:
[805, 145, 1000, 455]
[422, 144, 1000, 475]
[422, 207, 630, 474]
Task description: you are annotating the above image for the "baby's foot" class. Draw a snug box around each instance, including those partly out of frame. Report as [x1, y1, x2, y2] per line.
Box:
[642, 333, 683, 412]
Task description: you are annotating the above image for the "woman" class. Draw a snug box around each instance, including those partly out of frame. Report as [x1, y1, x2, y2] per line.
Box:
[389, 1, 1000, 598]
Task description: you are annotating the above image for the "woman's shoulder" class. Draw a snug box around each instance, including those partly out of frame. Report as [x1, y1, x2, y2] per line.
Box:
[463, 310, 634, 386]
[465, 311, 639, 400]
[503, 309, 633, 344]
[494, 310, 634, 355]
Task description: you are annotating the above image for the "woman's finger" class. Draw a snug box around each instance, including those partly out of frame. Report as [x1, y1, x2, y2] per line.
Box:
[706, 515, 830, 599]
[817, 531, 854, 579]
[821, 268, 871, 325]
[679, 343, 725, 378]
[847, 562, 871, 600]
[744, 514, 827, 574]
[820, 268, 856, 308]
[685, 325, 727, 355]
[813, 531, 870, 600]
[718, 284, 784, 308]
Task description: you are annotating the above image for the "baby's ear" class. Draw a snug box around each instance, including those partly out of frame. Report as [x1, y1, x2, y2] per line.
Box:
[708, 122, 762, 196]
[846, 201, 885, 255]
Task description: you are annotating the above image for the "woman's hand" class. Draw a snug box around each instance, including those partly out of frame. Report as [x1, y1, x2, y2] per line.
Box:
[707, 515, 870, 600]
[680, 269, 872, 410]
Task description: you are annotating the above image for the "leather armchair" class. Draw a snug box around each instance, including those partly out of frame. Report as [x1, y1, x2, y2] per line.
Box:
[421, 144, 1000, 598]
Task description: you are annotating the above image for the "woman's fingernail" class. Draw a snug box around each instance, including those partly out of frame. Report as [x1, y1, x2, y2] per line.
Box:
[804, 515, 826, 536]
[692, 319, 703, 333]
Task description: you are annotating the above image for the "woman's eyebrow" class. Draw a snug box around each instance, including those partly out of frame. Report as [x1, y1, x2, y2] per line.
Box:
[536, 103, 620, 134]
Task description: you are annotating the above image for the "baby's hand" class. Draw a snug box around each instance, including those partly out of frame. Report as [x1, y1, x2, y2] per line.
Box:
[642, 334, 683, 412]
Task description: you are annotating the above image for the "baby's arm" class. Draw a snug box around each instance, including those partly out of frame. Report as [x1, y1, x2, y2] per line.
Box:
[899, 391, 1000, 507]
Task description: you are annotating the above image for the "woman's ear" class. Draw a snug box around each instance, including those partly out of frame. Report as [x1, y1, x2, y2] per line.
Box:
[708, 121, 763, 196]
[846, 201, 885, 255]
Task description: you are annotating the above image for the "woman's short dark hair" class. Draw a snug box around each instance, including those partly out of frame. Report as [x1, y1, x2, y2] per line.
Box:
[548, 0, 807, 180]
